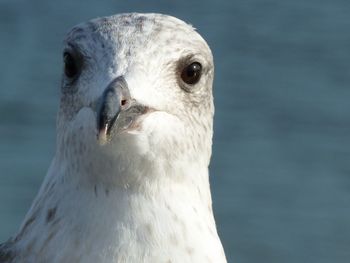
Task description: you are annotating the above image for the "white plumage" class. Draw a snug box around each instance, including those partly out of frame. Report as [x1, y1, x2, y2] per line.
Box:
[0, 13, 227, 263]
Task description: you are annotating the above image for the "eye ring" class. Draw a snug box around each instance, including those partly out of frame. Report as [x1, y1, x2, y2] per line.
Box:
[63, 48, 83, 81]
[180, 62, 202, 85]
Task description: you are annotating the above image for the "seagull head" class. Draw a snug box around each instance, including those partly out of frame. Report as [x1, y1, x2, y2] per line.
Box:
[56, 13, 214, 184]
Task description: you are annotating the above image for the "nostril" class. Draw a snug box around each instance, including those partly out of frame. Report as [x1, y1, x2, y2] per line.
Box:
[121, 99, 127, 107]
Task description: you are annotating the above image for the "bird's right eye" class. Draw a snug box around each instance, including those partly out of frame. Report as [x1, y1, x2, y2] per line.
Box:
[63, 51, 80, 80]
[181, 62, 202, 85]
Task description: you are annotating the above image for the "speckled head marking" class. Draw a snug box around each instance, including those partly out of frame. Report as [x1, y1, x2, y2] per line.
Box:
[57, 13, 214, 186]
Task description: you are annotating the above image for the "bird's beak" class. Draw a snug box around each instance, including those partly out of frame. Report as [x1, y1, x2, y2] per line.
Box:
[97, 76, 148, 144]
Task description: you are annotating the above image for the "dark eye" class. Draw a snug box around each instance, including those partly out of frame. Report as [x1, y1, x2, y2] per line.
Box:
[63, 51, 80, 79]
[181, 62, 202, 85]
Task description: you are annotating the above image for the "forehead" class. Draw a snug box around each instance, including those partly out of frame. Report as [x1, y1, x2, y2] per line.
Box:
[64, 13, 212, 65]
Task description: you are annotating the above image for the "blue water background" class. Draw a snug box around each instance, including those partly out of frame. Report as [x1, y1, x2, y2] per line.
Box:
[1, 0, 350, 262]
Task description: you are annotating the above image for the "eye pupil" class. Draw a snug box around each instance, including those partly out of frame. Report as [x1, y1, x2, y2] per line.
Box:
[64, 52, 78, 79]
[181, 62, 202, 85]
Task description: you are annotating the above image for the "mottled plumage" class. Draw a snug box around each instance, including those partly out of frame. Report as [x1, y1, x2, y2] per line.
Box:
[1, 13, 226, 262]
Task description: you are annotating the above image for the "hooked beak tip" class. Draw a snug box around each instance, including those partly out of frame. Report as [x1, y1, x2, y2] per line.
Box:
[97, 76, 129, 141]
[96, 76, 152, 143]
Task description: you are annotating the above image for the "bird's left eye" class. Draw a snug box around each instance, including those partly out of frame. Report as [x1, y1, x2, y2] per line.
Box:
[63, 51, 81, 80]
[181, 62, 202, 85]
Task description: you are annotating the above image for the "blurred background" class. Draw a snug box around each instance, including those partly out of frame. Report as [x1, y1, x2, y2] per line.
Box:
[1, 0, 350, 262]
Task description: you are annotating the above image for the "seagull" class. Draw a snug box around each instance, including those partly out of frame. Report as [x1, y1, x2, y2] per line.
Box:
[0, 13, 227, 263]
